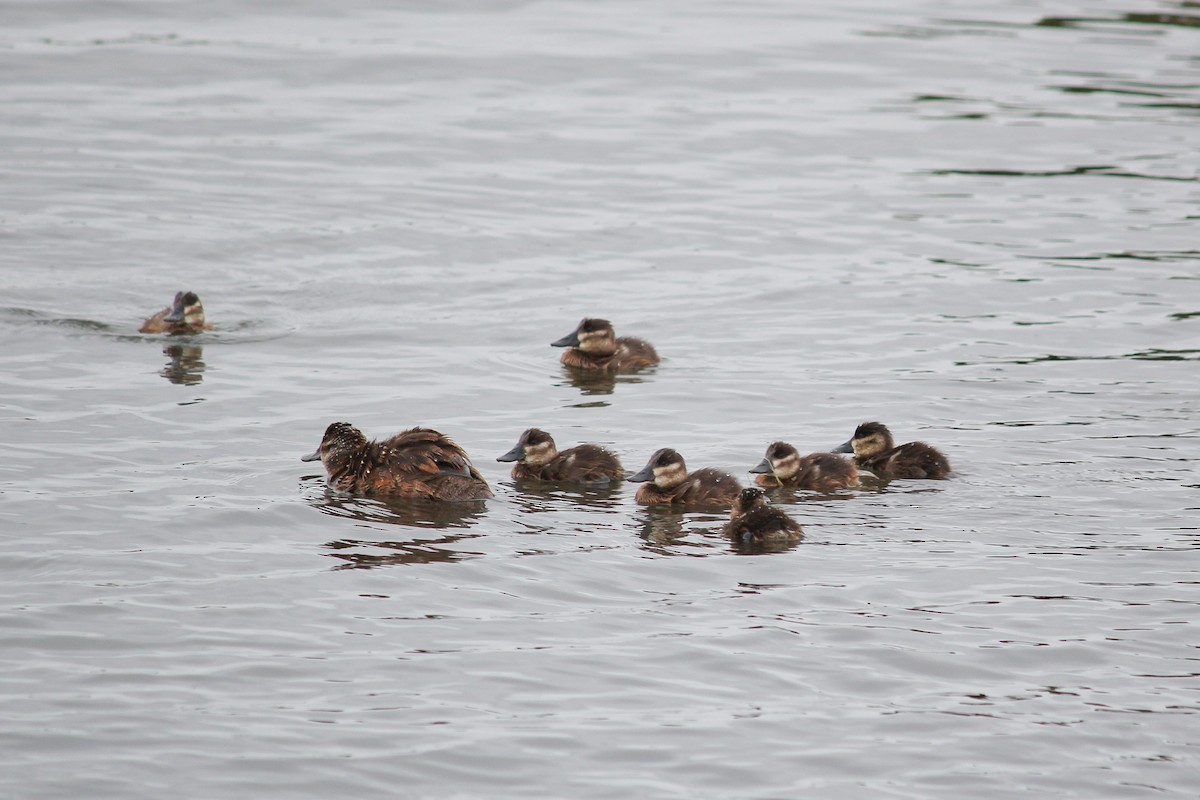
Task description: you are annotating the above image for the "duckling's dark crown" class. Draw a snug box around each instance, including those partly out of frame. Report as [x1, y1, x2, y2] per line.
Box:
[853, 421, 890, 438]
[578, 318, 612, 333]
[519, 427, 554, 445]
[647, 447, 682, 466]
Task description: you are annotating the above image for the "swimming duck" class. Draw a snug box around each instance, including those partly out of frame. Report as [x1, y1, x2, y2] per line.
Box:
[749, 442, 859, 491]
[551, 318, 659, 372]
[302, 422, 493, 500]
[497, 427, 624, 484]
[833, 421, 951, 480]
[140, 291, 211, 335]
[627, 447, 741, 507]
[722, 487, 804, 545]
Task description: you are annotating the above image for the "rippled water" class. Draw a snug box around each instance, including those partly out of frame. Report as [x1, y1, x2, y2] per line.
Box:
[3, 1, 1199, 797]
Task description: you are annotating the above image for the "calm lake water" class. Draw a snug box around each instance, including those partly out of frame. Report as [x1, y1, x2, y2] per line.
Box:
[2, 1, 1199, 797]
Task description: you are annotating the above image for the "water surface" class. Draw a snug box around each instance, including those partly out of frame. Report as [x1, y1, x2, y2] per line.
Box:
[2, 1, 1198, 797]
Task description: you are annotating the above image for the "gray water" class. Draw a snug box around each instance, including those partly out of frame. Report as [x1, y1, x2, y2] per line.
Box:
[2, 0, 1199, 797]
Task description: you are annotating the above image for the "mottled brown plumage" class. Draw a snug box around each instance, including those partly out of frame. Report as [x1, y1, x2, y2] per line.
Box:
[497, 428, 624, 484]
[722, 487, 804, 545]
[750, 441, 859, 491]
[551, 318, 659, 372]
[140, 291, 211, 335]
[834, 421, 951, 480]
[627, 447, 741, 507]
[302, 422, 492, 500]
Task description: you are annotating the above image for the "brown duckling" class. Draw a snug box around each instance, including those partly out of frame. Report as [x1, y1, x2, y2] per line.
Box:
[302, 422, 493, 501]
[140, 291, 211, 335]
[749, 441, 859, 491]
[833, 421, 951, 480]
[551, 318, 659, 372]
[627, 447, 741, 507]
[497, 427, 624, 484]
[722, 487, 804, 545]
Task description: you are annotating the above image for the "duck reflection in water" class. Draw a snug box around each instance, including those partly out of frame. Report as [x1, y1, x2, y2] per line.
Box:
[310, 494, 487, 568]
[635, 506, 729, 556]
[160, 343, 205, 385]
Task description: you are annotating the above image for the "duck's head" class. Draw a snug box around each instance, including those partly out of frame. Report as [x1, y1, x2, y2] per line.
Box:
[497, 427, 559, 465]
[627, 447, 687, 489]
[551, 318, 617, 355]
[730, 486, 770, 518]
[302, 422, 367, 466]
[749, 441, 800, 480]
[834, 421, 894, 459]
[165, 291, 205, 328]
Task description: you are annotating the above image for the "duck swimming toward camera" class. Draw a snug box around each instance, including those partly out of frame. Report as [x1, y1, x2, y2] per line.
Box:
[833, 421, 951, 480]
[497, 428, 624, 484]
[140, 291, 211, 335]
[302, 422, 492, 500]
[749, 442, 859, 491]
[551, 318, 659, 372]
[722, 487, 804, 545]
[627, 447, 741, 507]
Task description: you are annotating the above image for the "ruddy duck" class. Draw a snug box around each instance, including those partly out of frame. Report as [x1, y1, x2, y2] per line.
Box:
[749, 442, 859, 491]
[551, 318, 659, 372]
[302, 422, 492, 500]
[722, 487, 803, 545]
[627, 447, 741, 507]
[833, 421, 951, 480]
[140, 291, 211, 335]
[497, 428, 624, 484]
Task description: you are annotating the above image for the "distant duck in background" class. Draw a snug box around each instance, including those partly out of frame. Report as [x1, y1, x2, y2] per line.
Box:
[302, 422, 493, 501]
[627, 447, 741, 507]
[722, 487, 804, 546]
[833, 421, 951, 480]
[749, 442, 859, 491]
[140, 291, 211, 335]
[551, 318, 659, 372]
[497, 427, 624, 484]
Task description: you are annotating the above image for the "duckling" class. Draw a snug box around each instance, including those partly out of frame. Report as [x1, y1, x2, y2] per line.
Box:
[497, 427, 624, 484]
[140, 291, 211, 335]
[302, 422, 492, 501]
[627, 447, 741, 507]
[833, 421, 951, 480]
[749, 441, 859, 491]
[722, 487, 804, 545]
[551, 318, 659, 372]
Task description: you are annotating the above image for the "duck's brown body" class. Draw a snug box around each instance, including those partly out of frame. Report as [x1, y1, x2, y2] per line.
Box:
[498, 428, 624, 484]
[628, 448, 741, 508]
[751, 443, 858, 491]
[552, 318, 659, 372]
[140, 291, 211, 335]
[835, 422, 951, 480]
[303, 423, 492, 501]
[722, 487, 803, 544]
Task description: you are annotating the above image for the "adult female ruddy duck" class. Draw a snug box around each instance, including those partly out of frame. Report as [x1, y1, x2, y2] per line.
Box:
[140, 291, 211, 335]
[722, 487, 803, 545]
[497, 428, 624, 484]
[749, 442, 859, 491]
[302, 422, 493, 500]
[833, 421, 951, 480]
[551, 318, 659, 372]
[627, 447, 741, 507]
